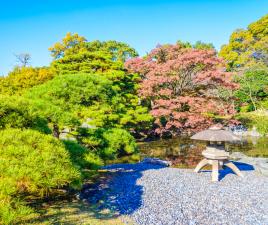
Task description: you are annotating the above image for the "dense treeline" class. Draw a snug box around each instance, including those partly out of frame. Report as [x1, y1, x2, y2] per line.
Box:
[219, 14, 268, 133]
[0, 14, 267, 224]
[0, 35, 152, 224]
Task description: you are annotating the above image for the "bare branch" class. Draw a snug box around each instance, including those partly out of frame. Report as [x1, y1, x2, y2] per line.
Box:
[14, 53, 31, 67]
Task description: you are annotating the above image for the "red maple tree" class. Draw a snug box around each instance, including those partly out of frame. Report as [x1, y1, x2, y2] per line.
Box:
[125, 43, 238, 136]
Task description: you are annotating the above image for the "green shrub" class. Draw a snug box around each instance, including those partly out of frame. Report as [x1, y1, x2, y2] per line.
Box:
[79, 128, 137, 160]
[0, 129, 81, 224]
[102, 128, 137, 158]
[236, 111, 268, 135]
[0, 177, 32, 225]
[0, 93, 79, 140]
[0, 195, 32, 225]
[63, 140, 103, 171]
[0, 95, 50, 133]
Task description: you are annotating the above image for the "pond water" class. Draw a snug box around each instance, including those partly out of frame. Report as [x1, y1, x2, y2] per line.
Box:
[138, 137, 268, 168]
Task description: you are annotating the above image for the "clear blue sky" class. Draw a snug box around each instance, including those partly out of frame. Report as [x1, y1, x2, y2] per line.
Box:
[0, 0, 267, 75]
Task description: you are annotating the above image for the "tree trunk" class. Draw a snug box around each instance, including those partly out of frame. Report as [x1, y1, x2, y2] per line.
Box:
[150, 100, 154, 108]
[53, 124, 60, 138]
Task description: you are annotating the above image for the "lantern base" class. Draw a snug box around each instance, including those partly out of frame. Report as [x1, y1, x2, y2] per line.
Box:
[194, 148, 243, 182]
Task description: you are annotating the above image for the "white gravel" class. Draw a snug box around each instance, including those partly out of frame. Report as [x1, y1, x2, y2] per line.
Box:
[86, 163, 268, 225]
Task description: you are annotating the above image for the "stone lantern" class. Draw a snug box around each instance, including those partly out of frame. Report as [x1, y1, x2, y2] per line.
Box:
[191, 124, 243, 181]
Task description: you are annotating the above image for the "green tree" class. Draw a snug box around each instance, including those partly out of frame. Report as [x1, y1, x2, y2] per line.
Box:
[193, 41, 215, 50]
[220, 14, 268, 71]
[48, 33, 151, 134]
[49, 34, 151, 131]
[86, 40, 138, 62]
[48, 32, 87, 59]
[176, 40, 215, 50]
[235, 68, 268, 111]
[24, 73, 151, 134]
[49, 33, 138, 75]
[77, 127, 137, 160]
[0, 94, 77, 137]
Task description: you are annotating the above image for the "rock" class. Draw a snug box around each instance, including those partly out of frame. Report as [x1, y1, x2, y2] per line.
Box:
[255, 159, 268, 176]
[81, 122, 95, 129]
[232, 154, 268, 177]
[230, 125, 263, 137]
[141, 157, 171, 167]
[75, 193, 81, 200]
[59, 128, 76, 141]
[230, 152, 248, 160]
[80, 118, 96, 129]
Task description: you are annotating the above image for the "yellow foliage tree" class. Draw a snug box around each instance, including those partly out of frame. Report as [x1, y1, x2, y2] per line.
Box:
[48, 32, 87, 59]
[0, 66, 54, 95]
[219, 14, 268, 71]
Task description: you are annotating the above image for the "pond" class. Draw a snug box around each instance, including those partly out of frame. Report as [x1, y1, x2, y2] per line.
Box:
[138, 136, 268, 168]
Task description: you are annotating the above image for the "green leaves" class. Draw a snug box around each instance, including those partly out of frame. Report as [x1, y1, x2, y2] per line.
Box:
[51, 51, 124, 75]
[0, 95, 50, 133]
[26, 73, 113, 109]
[49, 33, 138, 75]
[0, 129, 83, 224]
[235, 68, 268, 111]
[23, 72, 151, 132]
[78, 128, 137, 160]
[0, 129, 81, 194]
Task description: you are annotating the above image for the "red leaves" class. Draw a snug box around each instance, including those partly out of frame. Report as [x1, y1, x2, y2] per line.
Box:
[125, 43, 238, 136]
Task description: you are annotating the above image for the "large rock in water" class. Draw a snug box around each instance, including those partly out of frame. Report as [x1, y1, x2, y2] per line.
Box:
[230, 152, 268, 176]
[141, 157, 172, 167]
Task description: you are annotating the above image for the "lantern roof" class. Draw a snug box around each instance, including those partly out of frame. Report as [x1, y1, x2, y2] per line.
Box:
[190, 124, 241, 142]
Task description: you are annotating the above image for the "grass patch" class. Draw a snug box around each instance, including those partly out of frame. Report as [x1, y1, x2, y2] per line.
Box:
[20, 199, 133, 225]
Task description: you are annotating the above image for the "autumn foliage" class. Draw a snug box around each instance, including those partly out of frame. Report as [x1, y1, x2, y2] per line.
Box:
[125, 43, 238, 135]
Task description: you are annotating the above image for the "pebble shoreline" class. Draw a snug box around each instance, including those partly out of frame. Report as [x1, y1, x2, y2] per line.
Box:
[83, 162, 268, 225]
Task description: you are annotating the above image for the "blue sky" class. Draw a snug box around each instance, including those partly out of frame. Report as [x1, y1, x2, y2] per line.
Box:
[0, 0, 267, 75]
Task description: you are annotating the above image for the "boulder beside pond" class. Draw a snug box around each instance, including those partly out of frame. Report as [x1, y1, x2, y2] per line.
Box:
[141, 157, 172, 167]
[230, 152, 268, 176]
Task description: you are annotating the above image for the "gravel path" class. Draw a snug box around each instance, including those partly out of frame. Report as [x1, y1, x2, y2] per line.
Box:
[82, 163, 268, 225]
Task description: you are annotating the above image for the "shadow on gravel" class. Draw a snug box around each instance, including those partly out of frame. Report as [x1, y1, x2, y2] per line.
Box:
[199, 161, 254, 181]
[218, 161, 254, 180]
[80, 163, 165, 218]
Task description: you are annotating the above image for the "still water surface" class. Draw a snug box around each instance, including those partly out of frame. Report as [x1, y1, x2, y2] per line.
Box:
[138, 137, 268, 168]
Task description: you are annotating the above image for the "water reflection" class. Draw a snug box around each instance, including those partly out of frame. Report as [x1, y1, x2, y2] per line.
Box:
[138, 137, 268, 168]
[227, 136, 268, 157]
